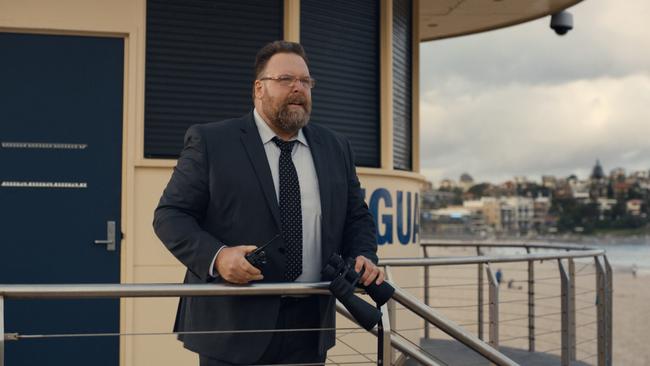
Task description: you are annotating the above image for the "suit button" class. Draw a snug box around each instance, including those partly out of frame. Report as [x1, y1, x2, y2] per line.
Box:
[278, 247, 286, 254]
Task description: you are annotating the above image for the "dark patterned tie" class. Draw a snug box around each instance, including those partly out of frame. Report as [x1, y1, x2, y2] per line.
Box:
[272, 137, 302, 281]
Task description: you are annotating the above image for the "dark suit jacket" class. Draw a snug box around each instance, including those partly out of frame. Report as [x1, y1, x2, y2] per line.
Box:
[153, 112, 378, 363]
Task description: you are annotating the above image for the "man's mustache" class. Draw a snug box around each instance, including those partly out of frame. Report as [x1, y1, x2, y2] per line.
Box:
[286, 95, 309, 107]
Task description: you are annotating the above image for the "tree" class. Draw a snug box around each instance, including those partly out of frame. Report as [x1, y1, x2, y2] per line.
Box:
[467, 183, 491, 199]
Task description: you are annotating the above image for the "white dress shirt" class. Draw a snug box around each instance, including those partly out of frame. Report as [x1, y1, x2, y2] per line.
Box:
[210, 110, 323, 282]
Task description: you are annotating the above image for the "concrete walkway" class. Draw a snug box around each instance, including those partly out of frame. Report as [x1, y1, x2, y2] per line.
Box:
[404, 338, 593, 366]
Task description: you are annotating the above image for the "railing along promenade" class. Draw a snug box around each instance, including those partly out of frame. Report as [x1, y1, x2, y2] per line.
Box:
[377, 239, 612, 366]
[0, 240, 612, 366]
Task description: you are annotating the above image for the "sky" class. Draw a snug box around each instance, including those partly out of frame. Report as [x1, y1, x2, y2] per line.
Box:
[419, 0, 650, 186]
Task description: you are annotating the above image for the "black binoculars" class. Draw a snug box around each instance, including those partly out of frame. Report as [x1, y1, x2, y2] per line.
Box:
[322, 254, 395, 330]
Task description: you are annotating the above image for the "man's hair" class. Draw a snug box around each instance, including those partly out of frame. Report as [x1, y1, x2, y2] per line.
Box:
[252, 41, 309, 99]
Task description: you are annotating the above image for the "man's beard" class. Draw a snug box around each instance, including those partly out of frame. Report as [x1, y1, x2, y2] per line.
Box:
[265, 94, 312, 135]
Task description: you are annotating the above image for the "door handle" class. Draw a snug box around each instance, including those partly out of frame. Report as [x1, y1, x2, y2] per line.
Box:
[94, 220, 116, 251]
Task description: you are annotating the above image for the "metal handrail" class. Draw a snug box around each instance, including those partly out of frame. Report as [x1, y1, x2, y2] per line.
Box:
[378, 241, 611, 366]
[379, 249, 604, 267]
[0, 242, 612, 366]
[420, 239, 597, 251]
[0, 281, 517, 366]
[0, 282, 334, 299]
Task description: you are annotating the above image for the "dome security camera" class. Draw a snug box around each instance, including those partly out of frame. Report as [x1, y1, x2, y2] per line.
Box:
[550, 11, 573, 35]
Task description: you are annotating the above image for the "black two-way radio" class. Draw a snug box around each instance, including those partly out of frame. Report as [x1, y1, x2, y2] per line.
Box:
[244, 234, 280, 269]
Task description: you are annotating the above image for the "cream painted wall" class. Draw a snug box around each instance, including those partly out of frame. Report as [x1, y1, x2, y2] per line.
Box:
[126, 167, 195, 365]
[359, 172, 426, 297]
[0, 0, 143, 33]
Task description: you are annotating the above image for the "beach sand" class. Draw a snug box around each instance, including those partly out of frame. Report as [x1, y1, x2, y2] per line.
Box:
[328, 247, 649, 365]
[611, 270, 650, 366]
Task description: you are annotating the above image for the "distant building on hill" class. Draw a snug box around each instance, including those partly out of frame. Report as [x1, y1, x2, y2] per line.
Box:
[421, 189, 457, 209]
[420, 206, 487, 237]
[554, 178, 573, 199]
[542, 175, 558, 190]
[627, 199, 643, 216]
[459, 173, 474, 192]
[533, 196, 552, 233]
[610, 167, 626, 182]
[590, 160, 609, 198]
[570, 179, 590, 202]
[439, 179, 456, 190]
[459, 196, 540, 236]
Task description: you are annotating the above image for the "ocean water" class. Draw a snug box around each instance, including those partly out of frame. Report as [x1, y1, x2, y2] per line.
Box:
[586, 240, 650, 272]
[481, 236, 650, 274]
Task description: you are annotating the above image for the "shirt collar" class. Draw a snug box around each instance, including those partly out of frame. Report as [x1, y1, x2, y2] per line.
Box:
[253, 108, 308, 147]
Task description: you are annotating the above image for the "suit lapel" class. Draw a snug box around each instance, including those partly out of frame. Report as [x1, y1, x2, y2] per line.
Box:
[240, 114, 282, 231]
[303, 125, 332, 261]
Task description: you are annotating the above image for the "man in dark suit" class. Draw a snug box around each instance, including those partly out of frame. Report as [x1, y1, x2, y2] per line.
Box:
[153, 41, 384, 365]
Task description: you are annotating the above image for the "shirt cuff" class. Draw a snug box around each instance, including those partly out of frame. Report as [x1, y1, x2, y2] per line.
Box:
[209, 245, 228, 278]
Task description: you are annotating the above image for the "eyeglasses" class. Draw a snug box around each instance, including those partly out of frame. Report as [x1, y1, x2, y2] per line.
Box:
[258, 75, 316, 89]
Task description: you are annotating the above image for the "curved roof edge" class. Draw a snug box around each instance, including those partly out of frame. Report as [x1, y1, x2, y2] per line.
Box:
[420, 0, 583, 42]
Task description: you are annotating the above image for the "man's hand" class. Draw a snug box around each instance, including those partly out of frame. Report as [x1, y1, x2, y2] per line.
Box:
[354, 256, 385, 286]
[215, 246, 264, 284]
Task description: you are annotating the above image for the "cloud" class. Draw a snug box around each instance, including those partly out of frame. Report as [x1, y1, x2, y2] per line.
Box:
[420, 0, 650, 91]
[420, 74, 650, 183]
[419, 0, 650, 185]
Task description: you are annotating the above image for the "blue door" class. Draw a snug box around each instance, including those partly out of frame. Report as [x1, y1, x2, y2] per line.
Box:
[0, 33, 123, 365]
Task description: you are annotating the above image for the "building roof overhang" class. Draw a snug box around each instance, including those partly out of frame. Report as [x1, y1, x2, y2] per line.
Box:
[419, 0, 583, 42]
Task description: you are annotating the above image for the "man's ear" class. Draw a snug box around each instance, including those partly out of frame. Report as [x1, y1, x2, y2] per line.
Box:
[254, 80, 264, 100]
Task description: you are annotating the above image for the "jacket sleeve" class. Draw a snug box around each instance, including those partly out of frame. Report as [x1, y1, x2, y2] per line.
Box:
[340, 139, 379, 264]
[152, 125, 224, 281]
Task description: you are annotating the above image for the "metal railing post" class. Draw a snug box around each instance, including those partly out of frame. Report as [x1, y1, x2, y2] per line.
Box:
[595, 256, 606, 366]
[485, 263, 499, 349]
[558, 259, 571, 366]
[336, 301, 442, 366]
[604, 256, 613, 366]
[384, 265, 397, 365]
[394, 354, 409, 366]
[379, 301, 392, 365]
[568, 258, 576, 360]
[477, 246, 484, 340]
[526, 246, 535, 352]
[423, 246, 430, 339]
[1, 295, 4, 366]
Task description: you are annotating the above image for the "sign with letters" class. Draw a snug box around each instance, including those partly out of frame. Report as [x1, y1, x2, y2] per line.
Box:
[359, 175, 423, 255]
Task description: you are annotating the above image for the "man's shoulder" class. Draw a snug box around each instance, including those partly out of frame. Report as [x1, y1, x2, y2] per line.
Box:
[189, 114, 250, 135]
[184, 114, 252, 147]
